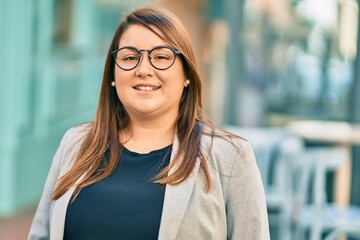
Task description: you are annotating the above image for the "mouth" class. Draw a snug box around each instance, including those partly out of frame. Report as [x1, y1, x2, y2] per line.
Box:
[133, 85, 161, 91]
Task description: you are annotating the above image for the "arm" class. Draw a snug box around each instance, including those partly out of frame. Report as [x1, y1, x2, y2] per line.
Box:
[226, 141, 270, 240]
[28, 129, 73, 240]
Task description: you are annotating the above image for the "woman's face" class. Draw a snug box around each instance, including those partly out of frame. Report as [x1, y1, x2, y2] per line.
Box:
[114, 24, 187, 121]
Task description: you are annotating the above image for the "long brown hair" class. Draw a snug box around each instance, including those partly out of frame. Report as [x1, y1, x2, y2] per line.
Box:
[52, 7, 214, 201]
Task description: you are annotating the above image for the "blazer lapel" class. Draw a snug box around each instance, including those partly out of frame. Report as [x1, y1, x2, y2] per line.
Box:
[50, 159, 85, 240]
[158, 137, 201, 240]
[50, 187, 75, 240]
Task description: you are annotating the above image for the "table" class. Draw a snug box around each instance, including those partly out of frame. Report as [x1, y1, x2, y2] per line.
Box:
[287, 120, 360, 144]
[287, 120, 360, 206]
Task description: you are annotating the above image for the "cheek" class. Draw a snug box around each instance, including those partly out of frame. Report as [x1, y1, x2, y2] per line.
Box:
[114, 85, 124, 103]
[114, 68, 125, 82]
[113, 71, 128, 100]
[114, 69, 133, 91]
[161, 74, 186, 93]
[163, 65, 187, 88]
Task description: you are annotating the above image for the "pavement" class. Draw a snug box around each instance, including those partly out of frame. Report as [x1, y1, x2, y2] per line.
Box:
[0, 206, 36, 240]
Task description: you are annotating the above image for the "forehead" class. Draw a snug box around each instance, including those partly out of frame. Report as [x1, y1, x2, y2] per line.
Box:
[118, 24, 166, 48]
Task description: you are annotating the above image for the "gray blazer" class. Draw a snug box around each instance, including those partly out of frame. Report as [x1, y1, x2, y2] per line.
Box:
[28, 124, 270, 240]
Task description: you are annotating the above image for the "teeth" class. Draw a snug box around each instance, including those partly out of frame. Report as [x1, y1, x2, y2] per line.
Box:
[135, 86, 160, 91]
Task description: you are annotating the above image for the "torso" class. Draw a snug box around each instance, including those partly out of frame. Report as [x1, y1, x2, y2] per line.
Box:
[63, 144, 172, 240]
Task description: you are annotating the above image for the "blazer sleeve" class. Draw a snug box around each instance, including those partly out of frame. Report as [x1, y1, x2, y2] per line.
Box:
[225, 141, 270, 240]
[28, 129, 73, 240]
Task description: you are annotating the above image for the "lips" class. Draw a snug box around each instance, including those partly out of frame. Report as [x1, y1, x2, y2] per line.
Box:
[133, 85, 161, 91]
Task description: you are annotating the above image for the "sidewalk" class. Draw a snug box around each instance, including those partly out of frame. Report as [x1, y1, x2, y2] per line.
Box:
[0, 207, 36, 240]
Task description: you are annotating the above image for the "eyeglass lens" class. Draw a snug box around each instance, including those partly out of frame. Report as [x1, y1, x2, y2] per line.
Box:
[114, 47, 176, 70]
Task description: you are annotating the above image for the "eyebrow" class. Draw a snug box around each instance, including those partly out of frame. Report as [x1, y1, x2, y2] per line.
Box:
[117, 45, 170, 50]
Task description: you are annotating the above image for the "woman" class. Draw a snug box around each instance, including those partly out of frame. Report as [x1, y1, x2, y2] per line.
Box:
[28, 7, 269, 240]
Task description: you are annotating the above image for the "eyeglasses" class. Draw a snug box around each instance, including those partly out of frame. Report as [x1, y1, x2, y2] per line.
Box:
[111, 46, 181, 71]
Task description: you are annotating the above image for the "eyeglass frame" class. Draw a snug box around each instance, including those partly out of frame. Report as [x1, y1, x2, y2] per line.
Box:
[111, 46, 181, 71]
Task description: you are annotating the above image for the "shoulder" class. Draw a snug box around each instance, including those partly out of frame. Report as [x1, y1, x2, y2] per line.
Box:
[201, 128, 256, 175]
[56, 122, 92, 171]
[60, 123, 92, 154]
[201, 126, 253, 158]
[62, 123, 92, 143]
[61, 122, 92, 147]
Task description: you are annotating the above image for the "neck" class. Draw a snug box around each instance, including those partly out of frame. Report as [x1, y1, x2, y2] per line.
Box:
[120, 115, 177, 154]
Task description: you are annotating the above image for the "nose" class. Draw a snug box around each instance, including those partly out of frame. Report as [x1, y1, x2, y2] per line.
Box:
[135, 50, 154, 77]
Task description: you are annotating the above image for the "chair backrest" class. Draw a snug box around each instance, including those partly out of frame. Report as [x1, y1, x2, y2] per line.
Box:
[291, 146, 348, 225]
[310, 147, 347, 206]
[275, 136, 305, 196]
[292, 146, 347, 204]
[287, 143, 314, 222]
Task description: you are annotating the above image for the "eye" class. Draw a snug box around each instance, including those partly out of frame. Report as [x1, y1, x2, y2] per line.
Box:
[122, 55, 139, 61]
[153, 55, 170, 60]
[151, 47, 174, 62]
[116, 48, 140, 62]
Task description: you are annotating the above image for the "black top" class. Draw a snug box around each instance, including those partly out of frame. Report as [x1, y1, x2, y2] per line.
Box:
[64, 144, 172, 240]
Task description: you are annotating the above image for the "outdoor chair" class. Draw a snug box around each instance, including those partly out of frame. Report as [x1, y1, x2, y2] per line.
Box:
[293, 147, 360, 240]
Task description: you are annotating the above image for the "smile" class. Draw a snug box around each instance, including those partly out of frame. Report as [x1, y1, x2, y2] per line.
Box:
[134, 86, 161, 91]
